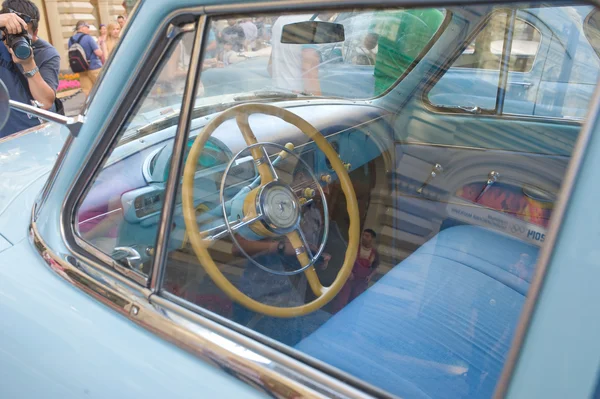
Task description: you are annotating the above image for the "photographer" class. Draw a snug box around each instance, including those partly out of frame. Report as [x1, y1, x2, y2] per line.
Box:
[0, 0, 60, 138]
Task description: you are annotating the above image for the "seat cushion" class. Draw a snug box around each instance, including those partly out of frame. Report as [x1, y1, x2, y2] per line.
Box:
[296, 225, 539, 398]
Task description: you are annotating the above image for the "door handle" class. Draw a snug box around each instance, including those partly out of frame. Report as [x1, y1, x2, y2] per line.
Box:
[113, 246, 143, 270]
[511, 82, 533, 89]
[417, 163, 443, 194]
[457, 106, 482, 114]
[475, 171, 500, 201]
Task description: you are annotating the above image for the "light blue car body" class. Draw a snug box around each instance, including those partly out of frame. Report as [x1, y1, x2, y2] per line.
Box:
[0, 0, 600, 398]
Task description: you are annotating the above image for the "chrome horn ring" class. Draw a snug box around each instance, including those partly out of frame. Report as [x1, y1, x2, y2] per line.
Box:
[219, 142, 330, 276]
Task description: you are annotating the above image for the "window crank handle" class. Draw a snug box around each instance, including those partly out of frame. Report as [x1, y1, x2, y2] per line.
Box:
[417, 163, 443, 194]
[475, 171, 500, 201]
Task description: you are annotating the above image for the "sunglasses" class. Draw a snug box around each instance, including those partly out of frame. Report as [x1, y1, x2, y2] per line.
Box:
[6, 8, 36, 24]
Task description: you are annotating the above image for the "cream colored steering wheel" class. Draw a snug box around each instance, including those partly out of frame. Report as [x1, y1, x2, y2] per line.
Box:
[182, 103, 359, 318]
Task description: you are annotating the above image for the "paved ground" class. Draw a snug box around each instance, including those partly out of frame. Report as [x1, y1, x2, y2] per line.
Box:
[61, 91, 86, 117]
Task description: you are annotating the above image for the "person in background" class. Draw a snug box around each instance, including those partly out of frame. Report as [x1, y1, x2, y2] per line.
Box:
[239, 18, 258, 51]
[268, 13, 333, 95]
[97, 24, 108, 64]
[105, 22, 120, 59]
[201, 22, 219, 69]
[0, 0, 60, 138]
[220, 19, 245, 52]
[331, 228, 379, 313]
[69, 20, 102, 97]
[117, 15, 126, 36]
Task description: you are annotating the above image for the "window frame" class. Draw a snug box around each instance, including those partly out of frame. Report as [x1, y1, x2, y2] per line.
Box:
[49, 2, 598, 399]
[67, 21, 199, 287]
[58, 6, 417, 399]
[451, 14, 542, 74]
[422, 7, 554, 118]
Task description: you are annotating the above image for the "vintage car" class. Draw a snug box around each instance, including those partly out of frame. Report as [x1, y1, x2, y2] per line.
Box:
[1, 0, 600, 398]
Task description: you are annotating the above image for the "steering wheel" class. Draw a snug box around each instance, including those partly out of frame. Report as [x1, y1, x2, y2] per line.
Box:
[182, 103, 360, 318]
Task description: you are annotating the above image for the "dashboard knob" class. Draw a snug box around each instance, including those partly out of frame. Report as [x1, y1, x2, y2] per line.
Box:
[304, 188, 316, 198]
[278, 142, 295, 159]
[321, 174, 332, 184]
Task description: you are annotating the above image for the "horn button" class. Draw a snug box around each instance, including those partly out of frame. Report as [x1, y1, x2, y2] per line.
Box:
[258, 182, 300, 234]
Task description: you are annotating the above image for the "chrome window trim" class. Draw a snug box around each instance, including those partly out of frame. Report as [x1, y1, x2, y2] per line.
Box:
[61, 16, 197, 286]
[156, 291, 392, 398]
[149, 17, 207, 291]
[37, 0, 600, 398]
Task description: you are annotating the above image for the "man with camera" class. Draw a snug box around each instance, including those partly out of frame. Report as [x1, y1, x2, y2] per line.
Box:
[0, 0, 60, 138]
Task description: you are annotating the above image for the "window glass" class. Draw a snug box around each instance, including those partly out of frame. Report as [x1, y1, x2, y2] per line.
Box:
[74, 4, 599, 399]
[429, 7, 599, 119]
[452, 15, 540, 73]
[428, 12, 508, 110]
[75, 29, 195, 276]
[525, 6, 600, 119]
[198, 9, 445, 100]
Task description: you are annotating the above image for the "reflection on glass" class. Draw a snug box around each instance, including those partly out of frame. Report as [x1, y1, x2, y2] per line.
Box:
[74, 4, 600, 399]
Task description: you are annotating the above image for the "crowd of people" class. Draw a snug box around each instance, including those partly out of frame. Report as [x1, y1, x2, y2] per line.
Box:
[201, 17, 273, 69]
[69, 15, 126, 97]
[0, 0, 127, 138]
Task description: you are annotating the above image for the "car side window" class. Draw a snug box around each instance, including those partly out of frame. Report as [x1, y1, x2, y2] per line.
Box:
[452, 15, 540, 73]
[428, 8, 599, 119]
[74, 29, 196, 278]
[428, 12, 510, 111]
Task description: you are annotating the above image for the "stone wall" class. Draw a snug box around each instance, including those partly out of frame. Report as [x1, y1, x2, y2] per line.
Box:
[39, 0, 126, 70]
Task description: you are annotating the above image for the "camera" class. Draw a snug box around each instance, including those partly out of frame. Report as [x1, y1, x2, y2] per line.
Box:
[0, 28, 32, 60]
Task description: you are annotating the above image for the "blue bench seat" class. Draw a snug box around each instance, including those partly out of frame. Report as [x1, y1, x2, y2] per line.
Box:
[297, 225, 539, 398]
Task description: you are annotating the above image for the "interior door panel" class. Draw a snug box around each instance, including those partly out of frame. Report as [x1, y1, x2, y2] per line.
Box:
[380, 105, 577, 269]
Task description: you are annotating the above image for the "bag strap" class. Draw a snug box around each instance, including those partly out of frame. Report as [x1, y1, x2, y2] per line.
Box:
[71, 33, 87, 46]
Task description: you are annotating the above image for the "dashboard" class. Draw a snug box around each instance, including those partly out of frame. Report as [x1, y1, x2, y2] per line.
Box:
[77, 102, 394, 257]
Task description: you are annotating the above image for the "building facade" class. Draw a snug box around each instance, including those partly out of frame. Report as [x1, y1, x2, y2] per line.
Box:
[32, 0, 132, 70]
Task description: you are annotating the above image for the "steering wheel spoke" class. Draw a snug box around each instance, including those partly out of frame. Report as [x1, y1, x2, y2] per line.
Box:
[236, 113, 278, 184]
[286, 229, 326, 297]
[199, 214, 263, 241]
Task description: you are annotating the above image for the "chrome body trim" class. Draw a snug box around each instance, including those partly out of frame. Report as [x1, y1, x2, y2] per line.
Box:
[221, 142, 330, 276]
[150, 18, 207, 291]
[9, 100, 85, 135]
[394, 140, 573, 158]
[495, 10, 516, 114]
[142, 147, 164, 183]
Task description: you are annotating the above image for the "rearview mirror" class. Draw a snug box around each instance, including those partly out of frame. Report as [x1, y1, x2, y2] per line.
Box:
[0, 80, 9, 131]
[281, 21, 345, 44]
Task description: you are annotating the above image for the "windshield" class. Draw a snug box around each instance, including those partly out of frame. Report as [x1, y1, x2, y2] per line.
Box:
[124, 9, 445, 138]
